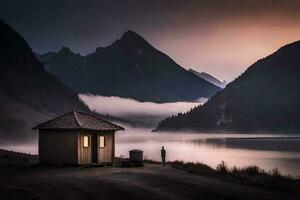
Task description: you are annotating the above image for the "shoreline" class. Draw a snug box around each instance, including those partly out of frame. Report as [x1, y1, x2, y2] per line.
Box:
[1, 147, 300, 178]
[0, 149, 299, 200]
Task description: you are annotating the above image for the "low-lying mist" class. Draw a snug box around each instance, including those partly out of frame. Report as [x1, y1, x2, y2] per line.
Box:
[79, 94, 205, 128]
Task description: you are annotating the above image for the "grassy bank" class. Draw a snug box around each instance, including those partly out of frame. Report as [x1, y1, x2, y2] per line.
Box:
[121, 158, 298, 192]
[0, 149, 38, 167]
[0, 149, 298, 192]
[162, 160, 297, 191]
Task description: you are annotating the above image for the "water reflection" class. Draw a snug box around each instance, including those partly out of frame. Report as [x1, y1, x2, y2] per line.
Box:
[1, 128, 300, 177]
[202, 137, 300, 152]
[115, 129, 300, 177]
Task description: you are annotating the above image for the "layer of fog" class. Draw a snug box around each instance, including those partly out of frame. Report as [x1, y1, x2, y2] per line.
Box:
[79, 94, 206, 128]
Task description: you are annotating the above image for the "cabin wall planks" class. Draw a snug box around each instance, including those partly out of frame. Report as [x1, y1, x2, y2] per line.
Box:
[39, 130, 115, 165]
[78, 131, 92, 164]
[39, 130, 78, 164]
[98, 131, 114, 163]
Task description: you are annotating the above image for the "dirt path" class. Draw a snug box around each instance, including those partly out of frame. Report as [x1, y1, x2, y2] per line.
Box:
[0, 164, 298, 200]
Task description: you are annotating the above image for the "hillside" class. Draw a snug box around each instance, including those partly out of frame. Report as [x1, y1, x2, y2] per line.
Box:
[156, 41, 300, 132]
[0, 20, 88, 142]
[38, 31, 220, 102]
[189, 69, 227, 88]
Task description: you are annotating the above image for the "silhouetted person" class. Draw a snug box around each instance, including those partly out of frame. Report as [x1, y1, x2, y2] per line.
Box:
[161, 146, 166, 167]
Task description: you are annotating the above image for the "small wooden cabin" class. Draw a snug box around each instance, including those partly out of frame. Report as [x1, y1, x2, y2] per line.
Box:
[34, 110, 124, 165]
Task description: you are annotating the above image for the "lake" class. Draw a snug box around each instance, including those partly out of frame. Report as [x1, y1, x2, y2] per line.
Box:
[1, 128, 300, 177]
[77, 95, 300, 177]
[2, 95, 300, 178]
[115, 128, 300, 178]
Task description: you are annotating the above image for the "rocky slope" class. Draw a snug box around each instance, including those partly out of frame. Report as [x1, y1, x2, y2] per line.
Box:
[189, 69, 227, 88]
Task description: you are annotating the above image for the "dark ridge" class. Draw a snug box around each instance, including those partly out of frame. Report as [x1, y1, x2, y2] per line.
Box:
[156, 40, 300, 133]
[58, 46, 74, 55]
[38, 30, 220, 102]
[0, 20, 89, 142]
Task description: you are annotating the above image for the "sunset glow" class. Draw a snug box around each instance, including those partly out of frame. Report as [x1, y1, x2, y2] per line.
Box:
[152, 16, 300, 81]
[1, 1, 300, 198]
[1, 0, 300, 81]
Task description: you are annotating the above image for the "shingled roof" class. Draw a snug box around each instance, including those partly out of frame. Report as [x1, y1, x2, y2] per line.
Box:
[34, 110, 124, 131]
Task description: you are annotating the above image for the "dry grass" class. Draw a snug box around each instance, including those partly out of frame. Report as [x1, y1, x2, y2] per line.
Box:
[0, 149, 38, 167]
[169, 160, 297, 191]
[1, 150, 297, 192]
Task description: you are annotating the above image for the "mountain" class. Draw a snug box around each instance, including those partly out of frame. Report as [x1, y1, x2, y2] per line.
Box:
[0, 20, 89, 142]
[156, 41, 300, 133]
[38, 31, 221, 102]
[189, 69, 227, 88]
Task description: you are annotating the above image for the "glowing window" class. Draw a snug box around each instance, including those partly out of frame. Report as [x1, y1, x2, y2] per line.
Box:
[83, 136, 89, 147]
[99, 136, 105, 148]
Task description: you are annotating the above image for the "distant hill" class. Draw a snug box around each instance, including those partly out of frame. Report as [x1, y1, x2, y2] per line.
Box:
[156, 41, 300, 133]
[37, 31, 220, 102]
[189, 69, 227, 88]
[0, 20, 88, 142]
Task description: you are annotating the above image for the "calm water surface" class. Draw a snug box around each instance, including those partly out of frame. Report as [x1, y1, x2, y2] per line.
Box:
[115, 129, 300, 177]
[73, 96, 300, 177]
[2, 128, 300, 177]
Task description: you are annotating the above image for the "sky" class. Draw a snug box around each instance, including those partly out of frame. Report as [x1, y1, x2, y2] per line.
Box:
[1, 0, 300, 81]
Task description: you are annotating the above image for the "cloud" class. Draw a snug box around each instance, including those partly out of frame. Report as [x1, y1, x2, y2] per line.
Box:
[79, 94, 205, 127]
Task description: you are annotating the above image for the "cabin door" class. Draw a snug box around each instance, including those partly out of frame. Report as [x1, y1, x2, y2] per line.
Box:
[91, 133, 98, 163]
